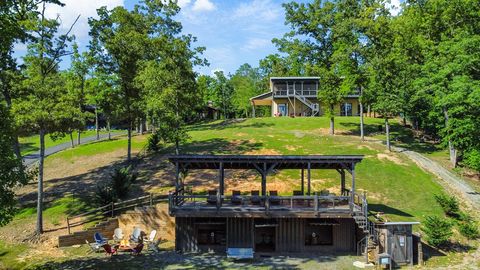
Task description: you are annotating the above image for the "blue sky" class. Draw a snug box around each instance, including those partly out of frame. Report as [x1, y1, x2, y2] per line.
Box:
[14, 0, 401, 75]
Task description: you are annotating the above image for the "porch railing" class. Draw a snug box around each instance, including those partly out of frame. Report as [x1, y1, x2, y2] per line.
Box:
[168, 193, 356, 214]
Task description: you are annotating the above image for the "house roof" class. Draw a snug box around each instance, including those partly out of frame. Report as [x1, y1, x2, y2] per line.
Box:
[167, 154, 364, 170]
[270, 76, 320, 81]
[249, 92, 272, 101]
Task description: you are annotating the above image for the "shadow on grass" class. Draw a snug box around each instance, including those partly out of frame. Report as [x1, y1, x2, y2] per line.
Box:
[160, 138, 263, 155]
[368, 204, 414, 217]
[26, 251, 356, 270]
[186, 119, 274, 132]
[422, 241, 474, 264]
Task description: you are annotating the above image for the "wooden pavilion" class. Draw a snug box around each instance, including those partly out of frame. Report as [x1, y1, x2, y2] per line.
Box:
[167, 155, 370, 254]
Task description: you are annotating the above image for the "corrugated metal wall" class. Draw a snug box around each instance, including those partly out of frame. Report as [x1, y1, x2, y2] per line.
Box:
[276, 218, 305, 252]
[332, 218, 355, 251]
[175, 217, 198, 252]
[227, 217, 254, 248]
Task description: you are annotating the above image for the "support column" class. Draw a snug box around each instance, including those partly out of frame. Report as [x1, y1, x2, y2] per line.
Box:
[307, 162, 311, 195]
[219, 162, 224, 195]
[261, 163, 267, 196]
[175, 162, 180, 190]
[351, 164, 356, 203]
[340, 169, 345, 195]
[301, 168, 305, 195]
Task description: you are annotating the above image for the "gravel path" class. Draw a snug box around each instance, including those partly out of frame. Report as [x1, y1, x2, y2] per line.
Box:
[22, 131, 126, 167]
[392, 146, 480, 209]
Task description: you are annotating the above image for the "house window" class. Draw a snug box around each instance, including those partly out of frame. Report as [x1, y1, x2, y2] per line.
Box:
[340, 103, 353, 116]
[278, 104, 288, 117]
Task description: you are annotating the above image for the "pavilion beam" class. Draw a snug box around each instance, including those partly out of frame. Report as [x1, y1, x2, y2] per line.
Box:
[175, 162, 180, 190]
[307, 162, 311, 195]
[340, 169, 345, 195]
[301, 168, 305, 195]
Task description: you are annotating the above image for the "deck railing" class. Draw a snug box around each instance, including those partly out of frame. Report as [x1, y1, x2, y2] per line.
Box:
[168, 193, 356, 214]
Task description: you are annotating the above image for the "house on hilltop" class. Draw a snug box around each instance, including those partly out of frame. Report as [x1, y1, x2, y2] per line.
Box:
[250, 77, 360, 117]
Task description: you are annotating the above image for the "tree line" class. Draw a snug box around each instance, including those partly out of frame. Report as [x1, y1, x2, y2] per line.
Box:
[0, 0, 479, 234]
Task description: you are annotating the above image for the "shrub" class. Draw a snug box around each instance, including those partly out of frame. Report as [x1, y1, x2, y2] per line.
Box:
[94, 166, 137, 206]
[422, 215, 453, 247]
[464, 149, 480, 172]
[95, 182, 116, 205]
[110, 165, 137, 199]
[434, 194, 460, 218]
[459, 222, 480, 240]
[147, 132, 161, 152]
[457, 211, 473, 222]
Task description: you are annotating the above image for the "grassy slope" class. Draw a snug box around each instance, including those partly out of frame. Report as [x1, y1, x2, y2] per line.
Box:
[19, 130, 120, 156]
[183, 117, 445, 221]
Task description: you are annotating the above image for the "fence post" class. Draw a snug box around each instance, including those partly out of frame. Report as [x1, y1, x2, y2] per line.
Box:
[67, 217, 71, 235]
[111, 202, 115, 218]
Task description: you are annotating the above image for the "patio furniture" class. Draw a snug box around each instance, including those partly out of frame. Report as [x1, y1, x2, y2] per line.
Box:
[130, 227, 142, 243]
[113, 228, 124, 242]
[231, 190, 242, 205]
[85, 240, 102, 254]
[227, 247, 254, 259]
[207, 190, 217, 205]
[94, 232, 108, 245]
[269, 190, 280, 205]
[250, 190, 261, 205]
[145, 230, 159, 252]
[132, 243, 144, 256]
[102, 244, 117, 256]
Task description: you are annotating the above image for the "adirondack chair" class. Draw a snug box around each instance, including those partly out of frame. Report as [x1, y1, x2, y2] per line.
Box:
[85, 240, 101, 254]
[269, 190, 280, 205]
[231, 190, 242, 205]
[94, 232, 108, 245]
[131, 243, 144, 256]
[129, 227, 142, 243]
[251, 190, 261, 205]
[113, 228, 124, 242]
[144, 230, 159, 252]
[102, 244, 117, 256]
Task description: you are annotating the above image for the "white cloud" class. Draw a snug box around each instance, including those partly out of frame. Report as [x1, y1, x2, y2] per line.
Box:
[176, 0, 192, 8]
[43, 0, 124, 39]
[385, 0, 402, 16]
[192, 0, 215, 12]
[242, 38, 270, 51]
[233, 0, 281, 22]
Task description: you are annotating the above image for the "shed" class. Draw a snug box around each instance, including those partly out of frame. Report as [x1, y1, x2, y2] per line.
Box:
[374, 221, 420, 267]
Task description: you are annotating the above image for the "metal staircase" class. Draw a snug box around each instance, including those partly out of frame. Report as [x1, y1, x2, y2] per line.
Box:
[293, 90, 320, 116]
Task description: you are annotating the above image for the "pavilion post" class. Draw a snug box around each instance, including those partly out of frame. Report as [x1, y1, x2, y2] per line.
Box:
[219, 162, 224, 196]
[301, 168, 305, 195]
[307, 162, 311, 195]
[261, 163, 267, 196]
[175, 162, 180, 190]
[340, 169, 345, 195]
[351, 164, 356, 203]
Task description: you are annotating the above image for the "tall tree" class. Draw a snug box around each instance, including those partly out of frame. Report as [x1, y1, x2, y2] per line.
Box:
[89, 0, 182, 161]
[212, 71, 235, 119]
[12, 2, 79, 234]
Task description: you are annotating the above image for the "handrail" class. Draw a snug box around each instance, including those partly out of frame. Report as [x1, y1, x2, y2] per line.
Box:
[66, 193, 169, 234]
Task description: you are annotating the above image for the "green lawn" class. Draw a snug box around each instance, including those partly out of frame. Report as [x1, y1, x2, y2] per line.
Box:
[19, 130, 121, 156]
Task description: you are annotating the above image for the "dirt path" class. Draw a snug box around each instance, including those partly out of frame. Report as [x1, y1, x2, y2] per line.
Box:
[392, 146, 480, 210]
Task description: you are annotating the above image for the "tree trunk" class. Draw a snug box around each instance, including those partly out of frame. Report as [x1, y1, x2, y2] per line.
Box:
[330, 116, 335, 135]
[402, 112, 407, 126]
[107, 119, 111, 140]
[77, 130, 81, 146]
[36, 129, 46, 234]
[95, 107, 99, 140]
[70, 132, 74, 148]
[367, 105, 371, 118]
[175, 139, 180, 155]
[443, 108, 457, 167]
[12, 138, 21, 159]
[139, 118, 144, 134]
[360, 102, 364, 141]
[385, 118, 391, 152]
[127, 121, 132, 161]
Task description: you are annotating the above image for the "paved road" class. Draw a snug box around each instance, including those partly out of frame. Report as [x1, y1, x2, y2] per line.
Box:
[23, 131, 126, 167]
[393, 146, 480, 209]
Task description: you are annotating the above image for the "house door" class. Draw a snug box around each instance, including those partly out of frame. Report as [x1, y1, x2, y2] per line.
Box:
[278, 104, 288, 117]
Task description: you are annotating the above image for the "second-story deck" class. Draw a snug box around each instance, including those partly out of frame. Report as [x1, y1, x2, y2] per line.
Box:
[167, 155, 367, 222]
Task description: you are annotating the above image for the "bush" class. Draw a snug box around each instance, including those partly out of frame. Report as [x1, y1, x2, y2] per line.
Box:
[459, 222, 480, 240]
[434, 194, 460, 218]
[464, 149, 480, 172]
[94, 166, 137, 205]
[422, 215, 453, 247]
[147, 132, 161, 152]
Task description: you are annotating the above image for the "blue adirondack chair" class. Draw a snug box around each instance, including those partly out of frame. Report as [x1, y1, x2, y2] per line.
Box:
[94, 232, 108, 245]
